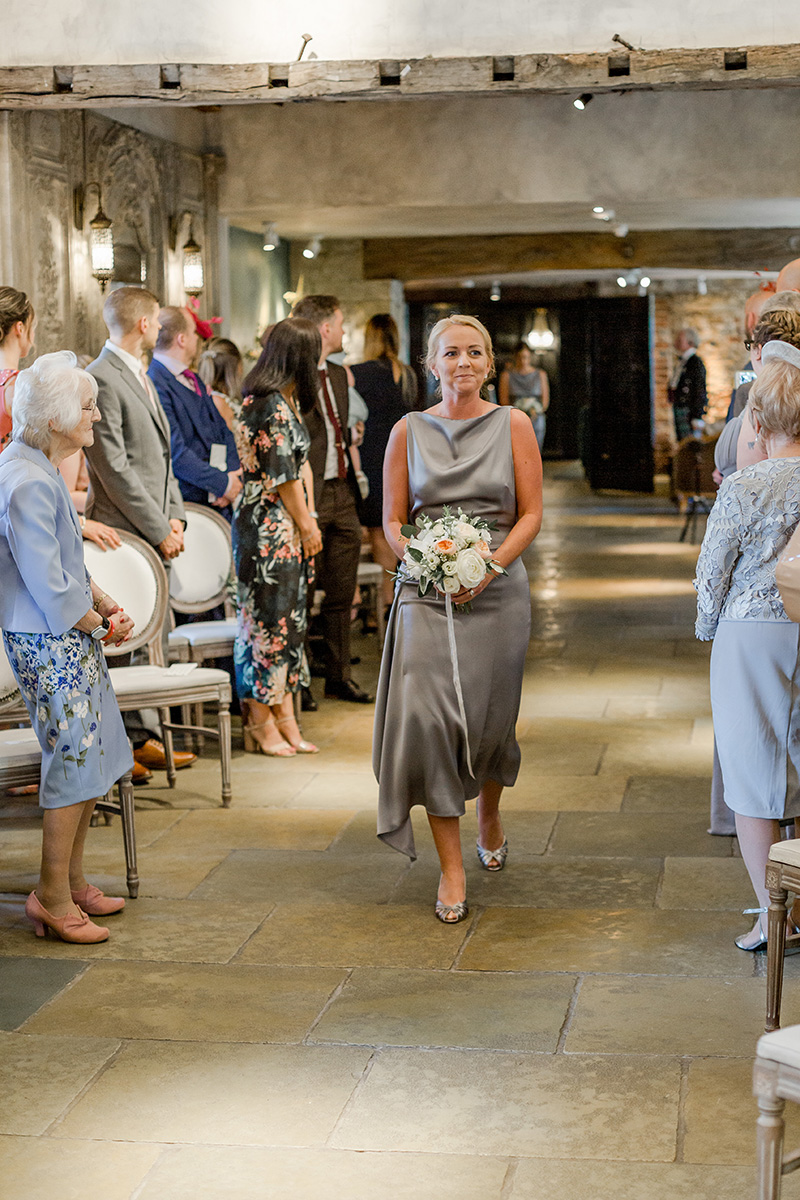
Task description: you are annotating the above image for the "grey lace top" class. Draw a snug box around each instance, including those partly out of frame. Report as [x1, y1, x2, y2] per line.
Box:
[694, 457, 800, 640]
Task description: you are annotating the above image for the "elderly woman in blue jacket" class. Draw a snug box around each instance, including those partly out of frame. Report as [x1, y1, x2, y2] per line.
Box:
[0, 352, 135, 944]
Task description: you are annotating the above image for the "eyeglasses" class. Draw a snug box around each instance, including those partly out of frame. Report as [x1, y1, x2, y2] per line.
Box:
[81, 400, 99, 414]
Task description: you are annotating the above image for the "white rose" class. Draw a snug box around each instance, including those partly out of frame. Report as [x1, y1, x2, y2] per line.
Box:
[454, 521, 480, 544]
[441, 575, 460, 593]
[442, 560, 458, 576]
[455, 548, 486, 589]
[406, 561, 423, 580]
[430, 521, 446, 537]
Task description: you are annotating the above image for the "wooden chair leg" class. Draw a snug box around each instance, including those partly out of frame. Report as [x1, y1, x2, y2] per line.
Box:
[180, 703, 195, 752]
[756, 1086, 786, 1200]
[218, 699, 232, 808]
[767, 878, 790, 1032]
[116, 769, 139, 898]
[193, 701, 206, 752]
[159, 707, 177, 789]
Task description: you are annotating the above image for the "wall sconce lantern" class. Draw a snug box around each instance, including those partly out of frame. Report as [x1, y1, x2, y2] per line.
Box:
[74, 183, 114, 292]
[170, 212, 204, 297]
[527, 308, 555, 351]
[181, 223, 204, 297]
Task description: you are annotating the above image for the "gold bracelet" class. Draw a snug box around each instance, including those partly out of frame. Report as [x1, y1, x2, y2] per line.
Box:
[93, 591, 108, 612]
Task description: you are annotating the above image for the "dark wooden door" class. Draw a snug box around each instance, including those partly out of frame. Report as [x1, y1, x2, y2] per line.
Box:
[586, 296, 653, 492]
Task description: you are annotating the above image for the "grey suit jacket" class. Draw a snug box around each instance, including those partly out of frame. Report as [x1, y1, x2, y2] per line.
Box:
[85, 347, 185, 546]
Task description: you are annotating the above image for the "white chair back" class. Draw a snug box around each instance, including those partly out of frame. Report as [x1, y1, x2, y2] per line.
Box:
[169, 502, 234, 613]
[83, 531, 169, 661]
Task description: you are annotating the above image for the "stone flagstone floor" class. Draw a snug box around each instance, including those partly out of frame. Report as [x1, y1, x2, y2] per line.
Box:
[2, 461, 799, 1199]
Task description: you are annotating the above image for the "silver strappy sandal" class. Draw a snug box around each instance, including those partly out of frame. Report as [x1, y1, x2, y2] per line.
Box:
[476, 838, 508, 872]
[435, 899, 469, 924]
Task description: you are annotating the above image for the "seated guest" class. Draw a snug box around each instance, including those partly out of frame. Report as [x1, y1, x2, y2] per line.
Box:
[197, 337, 243, 431]
[0, 352, 135, 943]
[149, 307, 241, 518]
[0, 287, 36, 454]
[232, 319, 322, 755]
[695, 340, 800, 951]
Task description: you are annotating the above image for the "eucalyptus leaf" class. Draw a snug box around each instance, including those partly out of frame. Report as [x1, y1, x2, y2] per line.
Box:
[400, 524, 417, 539]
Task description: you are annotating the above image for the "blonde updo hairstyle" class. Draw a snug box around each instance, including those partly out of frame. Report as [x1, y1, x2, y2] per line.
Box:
[425, 315, 495, 394]
[747, 306, 800, 441]
[749, 361, 800, 442]
[0, 287, 34, 345]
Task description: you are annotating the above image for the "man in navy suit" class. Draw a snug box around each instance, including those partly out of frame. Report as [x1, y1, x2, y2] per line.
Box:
[149, 307, 241, 519]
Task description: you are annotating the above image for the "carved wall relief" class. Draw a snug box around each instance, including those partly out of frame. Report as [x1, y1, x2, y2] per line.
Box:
[1, 111, 221, 358]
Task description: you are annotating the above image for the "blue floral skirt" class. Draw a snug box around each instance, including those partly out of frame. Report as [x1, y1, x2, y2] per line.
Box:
[3, 629, 134, 809]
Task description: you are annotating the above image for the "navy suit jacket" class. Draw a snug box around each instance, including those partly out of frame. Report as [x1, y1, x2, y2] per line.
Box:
[148, 358, 239, 513]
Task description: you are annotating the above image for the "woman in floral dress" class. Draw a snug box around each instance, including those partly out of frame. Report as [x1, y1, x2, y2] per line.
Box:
[0, 352, 135, 944]
[232, 318, 323, 756]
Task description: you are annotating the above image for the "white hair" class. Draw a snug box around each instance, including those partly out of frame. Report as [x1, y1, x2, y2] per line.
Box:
[12, 351, 97, 452]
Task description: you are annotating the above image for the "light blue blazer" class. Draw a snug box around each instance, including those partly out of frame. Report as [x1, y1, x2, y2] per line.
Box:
[0, 441, 92, 634]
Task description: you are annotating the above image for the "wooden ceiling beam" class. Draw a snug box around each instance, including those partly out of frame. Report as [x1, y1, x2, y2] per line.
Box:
[2, 44, 800, 108]
[362, 228, 800, 281]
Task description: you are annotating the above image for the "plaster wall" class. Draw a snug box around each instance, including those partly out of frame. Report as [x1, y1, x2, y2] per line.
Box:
[219, 89, 800, 237]
[4, 1, 800, 66]
[288, 239, 405, 362]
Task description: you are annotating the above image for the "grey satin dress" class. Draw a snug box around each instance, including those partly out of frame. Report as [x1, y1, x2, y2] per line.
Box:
[373, 407, 532, 859]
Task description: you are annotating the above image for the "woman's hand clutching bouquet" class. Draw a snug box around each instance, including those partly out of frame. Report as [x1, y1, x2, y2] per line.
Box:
[398, 506, 506, 609]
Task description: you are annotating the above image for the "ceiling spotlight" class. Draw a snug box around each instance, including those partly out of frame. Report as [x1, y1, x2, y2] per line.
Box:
[697, 276, 708, 295]
[490, 280, 501, 301]
[592, 208, 615, 222]
[614, 223, 629, 238]
[303, 236, 321, 260]
[262, 222, 280, 252]
[617, 276, 628, 288]
[592, 206, 605, 214]
[463, 279, 476, 289]
[640, 275, 651, 288]
[574, 93, 593, 110]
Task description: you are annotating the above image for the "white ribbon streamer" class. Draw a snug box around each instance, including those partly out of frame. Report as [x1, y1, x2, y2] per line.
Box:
[445, 592, 475, 779]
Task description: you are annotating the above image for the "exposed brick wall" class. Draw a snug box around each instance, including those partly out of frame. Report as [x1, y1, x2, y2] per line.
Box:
[652, 282, 755, 468]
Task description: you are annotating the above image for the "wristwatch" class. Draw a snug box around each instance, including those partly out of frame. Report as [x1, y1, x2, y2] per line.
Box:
[90, 616, 111, 641]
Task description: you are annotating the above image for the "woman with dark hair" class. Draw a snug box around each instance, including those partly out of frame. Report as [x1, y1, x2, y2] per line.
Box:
[197, 337, 243, 431]
[232, 318, 323, 756]
[0, 287, 36, 453]
[351, 313, 419, 610]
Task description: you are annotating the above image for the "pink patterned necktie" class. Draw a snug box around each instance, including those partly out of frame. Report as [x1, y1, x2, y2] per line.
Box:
[181, 369, 202, 395]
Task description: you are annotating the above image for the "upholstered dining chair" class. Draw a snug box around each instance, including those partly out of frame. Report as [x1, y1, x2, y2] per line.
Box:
[0, 636, 140, 897]
[83, 531, 233, 808]
[765, 839, 800, 1031]
[754, 1024, 800, 1199]
[168, 501, 238, 666]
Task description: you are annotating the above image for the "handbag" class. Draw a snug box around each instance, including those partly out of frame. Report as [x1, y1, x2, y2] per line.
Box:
[776, 523, 800, 621]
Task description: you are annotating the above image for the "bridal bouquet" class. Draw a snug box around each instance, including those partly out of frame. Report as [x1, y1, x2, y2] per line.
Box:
[399, 506, 506, 603]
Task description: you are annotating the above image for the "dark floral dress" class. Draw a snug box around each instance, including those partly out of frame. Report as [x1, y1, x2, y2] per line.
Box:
[231, 390, 313, 705]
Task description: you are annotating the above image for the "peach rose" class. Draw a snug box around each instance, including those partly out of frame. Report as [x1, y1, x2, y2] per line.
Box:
[434, 538, 457, 556]
[474, 540, 492, 560]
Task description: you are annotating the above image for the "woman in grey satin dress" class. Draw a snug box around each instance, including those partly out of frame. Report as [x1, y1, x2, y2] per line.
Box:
[374, 316, 542, 922]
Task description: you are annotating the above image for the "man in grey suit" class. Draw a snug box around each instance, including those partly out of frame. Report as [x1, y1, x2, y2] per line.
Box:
[85, 286, 196, 773]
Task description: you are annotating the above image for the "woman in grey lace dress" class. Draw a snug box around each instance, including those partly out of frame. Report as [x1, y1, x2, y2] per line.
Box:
[695, 340, 800, 950]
